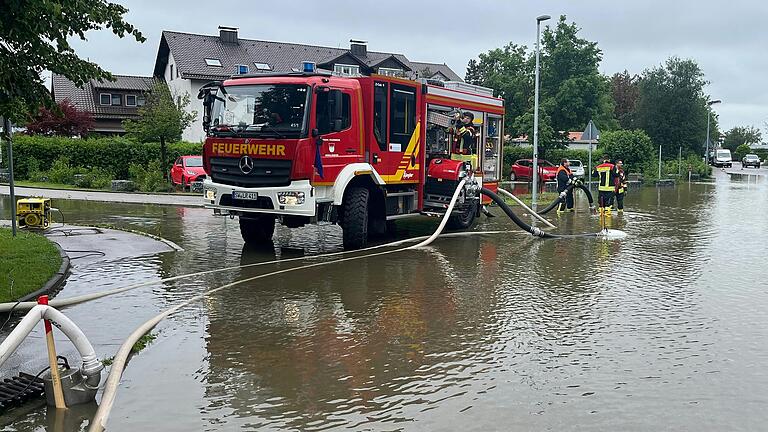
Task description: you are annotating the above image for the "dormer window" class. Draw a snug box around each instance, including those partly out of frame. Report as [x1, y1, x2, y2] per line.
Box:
[254, 62, 272, 71]
[378, 67, 403, 77]
[334, 64, 359, 77]
[205, 58, 222, 67]
[236, 64, 249, 74]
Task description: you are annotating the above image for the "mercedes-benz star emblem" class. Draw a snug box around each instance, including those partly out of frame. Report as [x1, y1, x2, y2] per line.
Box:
[239, 155, 254, 174]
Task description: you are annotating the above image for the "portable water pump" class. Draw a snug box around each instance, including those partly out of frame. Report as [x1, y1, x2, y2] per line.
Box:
[16, 197, 52, 230]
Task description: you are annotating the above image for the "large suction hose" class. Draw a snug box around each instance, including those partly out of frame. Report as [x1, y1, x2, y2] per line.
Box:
[480, 188, 555, 238]
[537, 182, 594, 215]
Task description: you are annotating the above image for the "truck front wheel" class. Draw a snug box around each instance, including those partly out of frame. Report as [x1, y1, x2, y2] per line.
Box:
[447, 201, 478, 230]
[341, 187, 369, 250]
[239, 214, 276, 246]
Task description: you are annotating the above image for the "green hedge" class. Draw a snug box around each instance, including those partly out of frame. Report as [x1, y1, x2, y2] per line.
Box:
[9, 136, 201, 180]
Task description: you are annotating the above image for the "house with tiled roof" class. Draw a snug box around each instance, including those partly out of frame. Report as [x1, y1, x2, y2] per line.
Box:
[50, 74, 155, 135]
[153, 27, 463, 142]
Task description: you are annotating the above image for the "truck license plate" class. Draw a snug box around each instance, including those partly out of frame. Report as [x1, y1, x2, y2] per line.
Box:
[233, 191, 259, 201]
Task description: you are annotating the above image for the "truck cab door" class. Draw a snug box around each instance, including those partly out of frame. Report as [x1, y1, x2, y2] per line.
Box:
[370, 81, 421, 184]
[314, 87, 362, 181]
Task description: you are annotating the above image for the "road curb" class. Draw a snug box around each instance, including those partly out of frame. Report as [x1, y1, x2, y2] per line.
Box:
[16, 242, 71, 304]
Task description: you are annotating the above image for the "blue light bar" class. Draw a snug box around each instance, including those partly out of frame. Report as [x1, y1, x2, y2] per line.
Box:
[302, 61, 316, 73]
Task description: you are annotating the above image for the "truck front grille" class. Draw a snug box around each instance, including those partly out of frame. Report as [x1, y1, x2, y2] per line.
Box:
[209, 157, 292, 188]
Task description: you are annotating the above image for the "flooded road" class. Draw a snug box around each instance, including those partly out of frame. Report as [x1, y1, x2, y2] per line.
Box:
[2, 170, 767, 431]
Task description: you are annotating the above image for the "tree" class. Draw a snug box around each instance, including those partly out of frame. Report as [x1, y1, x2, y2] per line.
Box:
[611, 70, 640, 129]
[734, 143, 752, 162]
[722, 126, 761, 152]
[25, 100, 94, 137]
[634, 57, 711, 159]
[0, 1, 144, 122]
[598, 129, 655, 169]
[466, 15, 616, 156]
[465, 43, 533, 139]
[123, 82, 196, 179]
[539, 16, 617, 135]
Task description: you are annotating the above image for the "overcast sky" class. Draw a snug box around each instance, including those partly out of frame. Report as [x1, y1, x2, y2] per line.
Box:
[69, 0, 768, 133]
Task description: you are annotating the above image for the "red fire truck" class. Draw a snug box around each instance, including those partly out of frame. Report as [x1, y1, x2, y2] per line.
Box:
[198, 68, 504, 250]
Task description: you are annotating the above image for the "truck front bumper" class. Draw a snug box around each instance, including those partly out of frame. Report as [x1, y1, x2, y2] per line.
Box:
[202, 179, 317, 217]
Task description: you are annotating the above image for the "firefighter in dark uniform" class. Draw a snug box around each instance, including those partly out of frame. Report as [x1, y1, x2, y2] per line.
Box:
[613, 159, 628, 213]
[556, 158, 575, 213]
[592, 155, 616, 215]
[452, 111, 476, 155]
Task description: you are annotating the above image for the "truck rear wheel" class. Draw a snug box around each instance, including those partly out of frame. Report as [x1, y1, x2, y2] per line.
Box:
[447, 201, 478, 230]
[239, 214, 276, 246]
[341, 187, 369, 250]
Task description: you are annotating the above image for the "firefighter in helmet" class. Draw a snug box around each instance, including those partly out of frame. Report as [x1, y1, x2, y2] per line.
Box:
[592, 155, 617, 215]
[451, 111, 476, 155]
[556, 158, 575, 213]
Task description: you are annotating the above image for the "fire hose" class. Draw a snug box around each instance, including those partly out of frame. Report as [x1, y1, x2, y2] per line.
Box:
[536, 182, 595, 215]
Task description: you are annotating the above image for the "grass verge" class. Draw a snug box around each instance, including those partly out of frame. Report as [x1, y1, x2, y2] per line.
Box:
[0, 228, 62, 303]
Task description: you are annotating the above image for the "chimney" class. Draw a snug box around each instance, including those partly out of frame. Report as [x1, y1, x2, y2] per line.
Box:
[350, 39, 367, 57]
[219, 26, 239, 44]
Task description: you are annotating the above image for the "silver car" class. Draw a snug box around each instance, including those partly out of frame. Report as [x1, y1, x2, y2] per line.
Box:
[568, 159, 585, 177]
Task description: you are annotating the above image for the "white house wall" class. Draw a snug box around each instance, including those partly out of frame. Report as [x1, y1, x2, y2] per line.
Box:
[163, 52, 204, 142]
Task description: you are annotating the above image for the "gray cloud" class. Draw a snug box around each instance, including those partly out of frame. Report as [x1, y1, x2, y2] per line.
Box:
[69, 0, 768, 131]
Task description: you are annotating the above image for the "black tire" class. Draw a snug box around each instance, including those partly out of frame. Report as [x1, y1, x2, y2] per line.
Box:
[239, 214, 276, 247]
[447, 200, 478, 230]
[341, 187, 369, 250]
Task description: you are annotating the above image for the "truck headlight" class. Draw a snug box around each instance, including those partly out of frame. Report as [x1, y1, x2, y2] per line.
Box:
[277, 191, 305, 205]
[204, 187, 217, 201]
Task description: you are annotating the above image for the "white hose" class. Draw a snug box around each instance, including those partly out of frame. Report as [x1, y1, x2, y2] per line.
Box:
[496, 188, 556, 229]
[0, 305, 103, 384]
[0, 183, 486, 315]
[89, 180, 470, 431]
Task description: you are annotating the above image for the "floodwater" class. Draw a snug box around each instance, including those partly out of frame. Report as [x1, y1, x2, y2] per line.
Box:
[1, 169, 767, 431]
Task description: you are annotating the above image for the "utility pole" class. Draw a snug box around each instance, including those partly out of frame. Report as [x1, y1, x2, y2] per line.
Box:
[2, 117, 16, 237]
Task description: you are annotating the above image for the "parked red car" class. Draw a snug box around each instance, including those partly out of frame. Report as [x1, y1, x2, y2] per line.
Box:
[509, 159, 559, 182]
[170, 156, 206, 188]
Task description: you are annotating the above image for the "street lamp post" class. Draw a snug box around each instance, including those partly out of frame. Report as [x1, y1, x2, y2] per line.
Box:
[705, 99, 721, 163]
[531, 14, 550, 211]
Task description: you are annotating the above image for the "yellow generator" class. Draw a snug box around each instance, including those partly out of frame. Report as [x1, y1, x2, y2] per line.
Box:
[17, 197, 52, 230]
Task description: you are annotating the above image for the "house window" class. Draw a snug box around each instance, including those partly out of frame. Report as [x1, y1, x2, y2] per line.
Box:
[378, 67, 402, 77]
[334, 64, 359, 77]
[236, 64, 249, 74]
[111, 94, 123, 106]
[126, 95, 137, 106]
[100, 93, 111, 105]
[137, 96, 146, 106]
[205, 58, 222, 67]
[254, 62, 272, 71]
[169, 64, 174, 80]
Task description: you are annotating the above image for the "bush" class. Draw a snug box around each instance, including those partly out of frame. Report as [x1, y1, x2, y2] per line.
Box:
[734, 144, 751, 162]
[645, 154, 711, 183]
[77, 167, 114, 189]
[12, 135, 201, 180]
[47, 156, 79, 184]
[129, 160, 167, 192]
[598, 129, 655, 168]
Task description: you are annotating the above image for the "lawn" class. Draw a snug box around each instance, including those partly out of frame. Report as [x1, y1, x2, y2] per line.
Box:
[0, 228, 62, 303]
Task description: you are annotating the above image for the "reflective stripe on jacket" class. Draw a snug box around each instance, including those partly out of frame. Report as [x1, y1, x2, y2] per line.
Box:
[594, 163, 615, 192]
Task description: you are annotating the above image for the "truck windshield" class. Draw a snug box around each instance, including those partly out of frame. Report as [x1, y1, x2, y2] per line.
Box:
[211, 84, 310, 138]
[717, 150, 730, 158]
